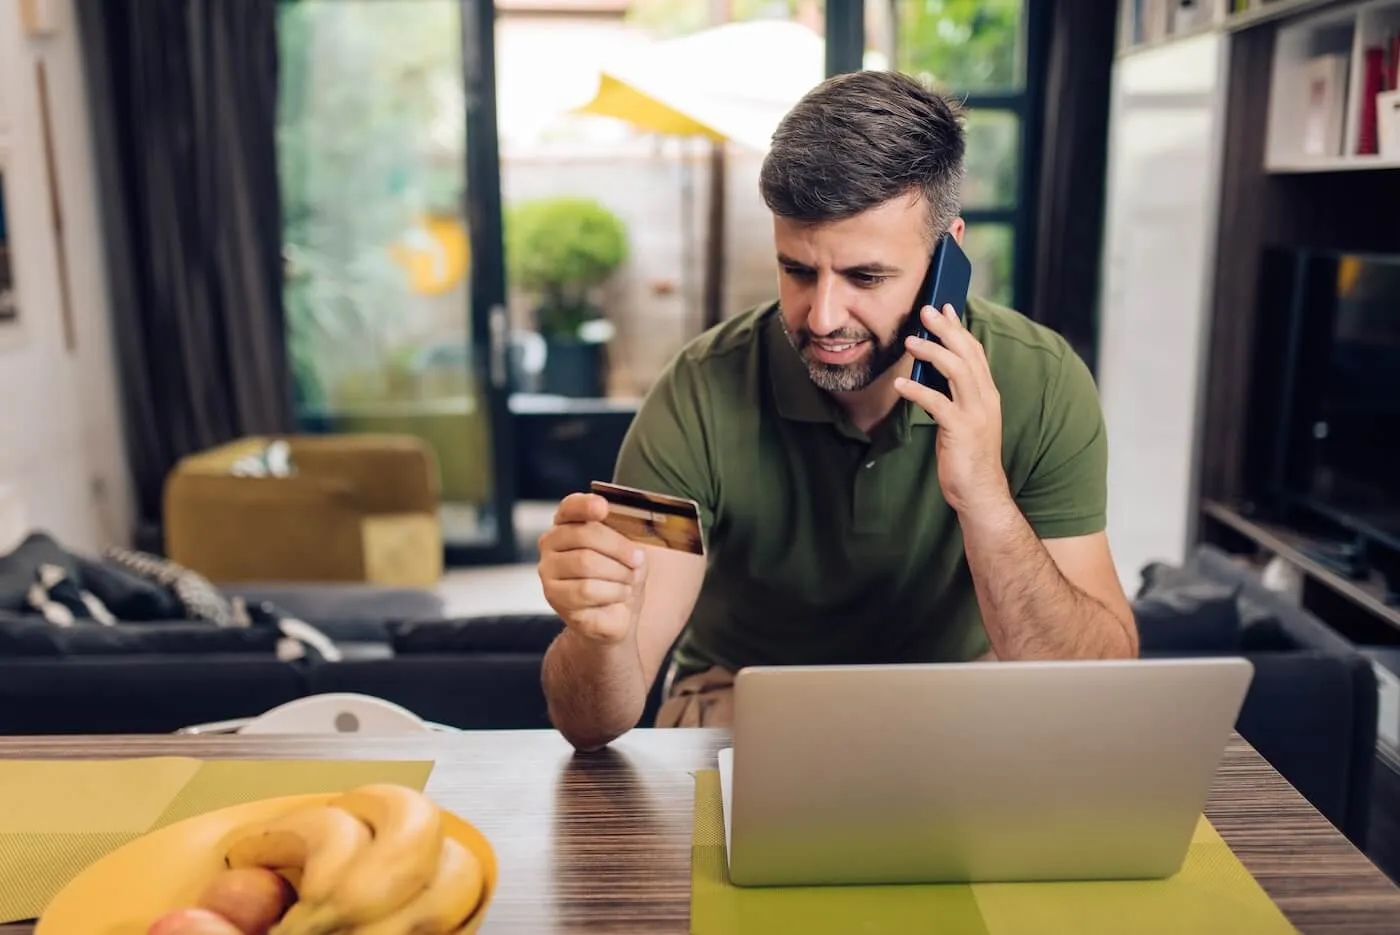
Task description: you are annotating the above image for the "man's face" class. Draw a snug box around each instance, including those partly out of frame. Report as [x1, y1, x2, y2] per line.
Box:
[773, 195, 964, 394]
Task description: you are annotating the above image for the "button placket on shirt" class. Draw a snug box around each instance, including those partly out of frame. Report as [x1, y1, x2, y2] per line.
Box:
[852, 452, 888, 534]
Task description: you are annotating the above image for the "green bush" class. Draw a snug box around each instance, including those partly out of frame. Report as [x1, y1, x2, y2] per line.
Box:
[505, 196, 629, 338]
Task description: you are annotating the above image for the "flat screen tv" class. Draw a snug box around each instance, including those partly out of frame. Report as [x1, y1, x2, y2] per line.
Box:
[1269, 249, 1400, 550]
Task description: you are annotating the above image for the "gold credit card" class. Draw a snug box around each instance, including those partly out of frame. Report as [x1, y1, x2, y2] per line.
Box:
[590, 481, 706, 556]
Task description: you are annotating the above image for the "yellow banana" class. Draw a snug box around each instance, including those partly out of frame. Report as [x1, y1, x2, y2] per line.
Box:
[284, 784, 444, 933]
[224, 804, 370, 904]
[347, 838, 484, 935]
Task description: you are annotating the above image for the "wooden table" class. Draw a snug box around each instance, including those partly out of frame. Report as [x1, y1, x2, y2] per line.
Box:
[1, 729, 1398, 933]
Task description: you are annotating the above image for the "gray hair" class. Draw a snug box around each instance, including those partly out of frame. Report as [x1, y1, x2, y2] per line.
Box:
[759, 70, 966, 240]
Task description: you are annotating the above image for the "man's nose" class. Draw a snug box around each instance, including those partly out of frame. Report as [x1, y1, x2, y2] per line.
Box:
[807, 274, 846, 334]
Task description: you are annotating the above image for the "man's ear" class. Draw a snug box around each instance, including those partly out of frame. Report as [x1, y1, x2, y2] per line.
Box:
[947, 217, 966, 245]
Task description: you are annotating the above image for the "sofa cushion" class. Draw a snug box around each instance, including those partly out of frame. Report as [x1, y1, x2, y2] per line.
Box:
[1133, 562, 1241, 654]
[0, 656, 305, 734]
[0, 612, 280, 656]
[77, 557, 185, 620]
[0, 533, 84, 613]
[221, 584, 445, 629]
[1189, 545, 1357, 657]
[104, 547, 236, 626]
[391, 615, 564, 655]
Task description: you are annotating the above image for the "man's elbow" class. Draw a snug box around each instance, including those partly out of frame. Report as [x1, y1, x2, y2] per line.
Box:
[1108, 607, 1139, 659]
[548, 703, 636, 753]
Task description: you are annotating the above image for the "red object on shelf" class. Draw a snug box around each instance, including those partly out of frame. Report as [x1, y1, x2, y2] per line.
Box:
[1357, 47, 1386, 155]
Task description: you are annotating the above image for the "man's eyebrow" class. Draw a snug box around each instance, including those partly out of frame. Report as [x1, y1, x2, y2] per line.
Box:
[775, 253, 903, 276]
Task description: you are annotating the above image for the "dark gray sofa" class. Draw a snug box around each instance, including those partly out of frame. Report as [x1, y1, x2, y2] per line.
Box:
[1134, 544, 1378, 849]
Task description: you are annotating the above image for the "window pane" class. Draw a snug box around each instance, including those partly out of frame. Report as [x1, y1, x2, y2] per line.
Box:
[963, 109, 1018, 209]
[278, 0, 507, 550]
[895, 0, 1024, 92]
[964, 224, 1015, 307]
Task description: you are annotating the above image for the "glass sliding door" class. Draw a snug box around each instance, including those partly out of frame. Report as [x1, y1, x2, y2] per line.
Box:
[276, 0, 516, 563]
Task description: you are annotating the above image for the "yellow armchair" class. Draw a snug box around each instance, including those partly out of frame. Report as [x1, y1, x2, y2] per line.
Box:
[163, 435, 444, 586]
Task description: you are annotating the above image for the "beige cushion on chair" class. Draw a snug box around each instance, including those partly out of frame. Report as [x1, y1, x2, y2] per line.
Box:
[362, 513, 443, 587]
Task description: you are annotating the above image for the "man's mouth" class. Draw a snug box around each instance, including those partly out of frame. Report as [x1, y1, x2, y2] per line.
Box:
[808, 339, 870, 365]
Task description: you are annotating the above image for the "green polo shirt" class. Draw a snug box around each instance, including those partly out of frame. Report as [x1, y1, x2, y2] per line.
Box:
[613, 296, 1108, 678]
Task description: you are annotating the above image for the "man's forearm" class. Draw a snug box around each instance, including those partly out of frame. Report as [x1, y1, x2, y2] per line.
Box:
[959, 497, 1135, 660]
[542, 630, 650, 751]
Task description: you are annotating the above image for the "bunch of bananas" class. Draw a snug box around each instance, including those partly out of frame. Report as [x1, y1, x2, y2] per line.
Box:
[147, 784, 487, 935]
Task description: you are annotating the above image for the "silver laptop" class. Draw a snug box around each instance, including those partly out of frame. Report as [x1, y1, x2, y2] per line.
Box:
[719, 657, 1253, 887]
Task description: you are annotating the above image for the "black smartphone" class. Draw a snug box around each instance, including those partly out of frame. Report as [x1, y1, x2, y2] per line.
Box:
[908, 232, 973, 397]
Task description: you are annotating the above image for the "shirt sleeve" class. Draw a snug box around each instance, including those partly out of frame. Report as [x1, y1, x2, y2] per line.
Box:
[1015, 346, 1108, 540]
[612, 352, 718, 543]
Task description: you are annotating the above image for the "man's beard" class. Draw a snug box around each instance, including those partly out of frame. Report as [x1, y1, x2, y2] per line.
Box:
[782, 313, 917, 393]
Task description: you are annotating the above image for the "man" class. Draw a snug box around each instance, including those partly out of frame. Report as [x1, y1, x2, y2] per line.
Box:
[537, 70, 1138, 752]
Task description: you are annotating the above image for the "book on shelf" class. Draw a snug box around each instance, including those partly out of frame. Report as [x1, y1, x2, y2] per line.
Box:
[1352, 25, 1400, 156]
[1302, 53, 1350, 157]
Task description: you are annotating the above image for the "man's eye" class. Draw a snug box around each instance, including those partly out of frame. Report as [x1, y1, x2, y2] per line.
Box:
[783, 266, 815, 280]
[851, 274, 886, 288]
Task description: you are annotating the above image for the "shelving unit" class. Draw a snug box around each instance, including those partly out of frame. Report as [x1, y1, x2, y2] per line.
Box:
[1107, 0, 1400, 638]
[1119, 0, 1358, 56]
[1265, 0, 1400, 171]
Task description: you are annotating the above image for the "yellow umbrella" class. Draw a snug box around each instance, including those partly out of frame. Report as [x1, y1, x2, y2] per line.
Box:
[579, 73, 728, 142]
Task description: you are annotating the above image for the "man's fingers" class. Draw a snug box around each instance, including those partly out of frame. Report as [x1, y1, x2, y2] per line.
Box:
[549, 578, 633, 610]
[905, 332, 980, 405]
[544, 547, 638, 585]
[894, 376, 954, 425]
[921, 303, 984, 359]
[553, 492, 608, 526]
[541, 519, 645, 570]
[918, 303, 997, 398]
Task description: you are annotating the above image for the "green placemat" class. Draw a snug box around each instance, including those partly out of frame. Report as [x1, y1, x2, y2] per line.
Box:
[0, 757, 433, 924]
[691, 770, 1298, 934]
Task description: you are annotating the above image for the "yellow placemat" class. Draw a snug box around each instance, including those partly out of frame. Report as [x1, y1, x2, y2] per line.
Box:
[0, 757, 434, 924]
[0, 758, 201, 834]
[151, 759, 433, 828]
[692, 770, 1299, 934]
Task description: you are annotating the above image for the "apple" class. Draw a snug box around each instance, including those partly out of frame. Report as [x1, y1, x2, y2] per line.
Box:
[147, 907, 242, 935]
[196, 867, 296, 935]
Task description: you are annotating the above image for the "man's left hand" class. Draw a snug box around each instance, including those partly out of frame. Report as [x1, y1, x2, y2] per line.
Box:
[895, 303, 1010, 515]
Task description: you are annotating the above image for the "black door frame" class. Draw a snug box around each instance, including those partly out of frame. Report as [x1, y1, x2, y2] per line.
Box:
[452, 0, 519, 566]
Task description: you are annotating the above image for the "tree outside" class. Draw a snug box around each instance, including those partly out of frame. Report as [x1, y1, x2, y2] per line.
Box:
[894, 0, 1023, 92]
[277, 0, 467, 413]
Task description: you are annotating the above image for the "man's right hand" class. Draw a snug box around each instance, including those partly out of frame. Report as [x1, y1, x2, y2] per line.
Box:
[538, 493, 649, 645]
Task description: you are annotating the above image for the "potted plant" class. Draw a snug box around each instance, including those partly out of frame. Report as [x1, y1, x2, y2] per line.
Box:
[505, 196, 628, 398]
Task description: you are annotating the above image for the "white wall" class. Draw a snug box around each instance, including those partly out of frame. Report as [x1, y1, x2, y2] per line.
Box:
[1096, 33, 1228, 590]
[0, 0, 133, 553]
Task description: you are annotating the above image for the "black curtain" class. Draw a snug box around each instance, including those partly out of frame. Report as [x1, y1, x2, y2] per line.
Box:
[75, 0, 295, 542]
[1028, 0, 1119, 375]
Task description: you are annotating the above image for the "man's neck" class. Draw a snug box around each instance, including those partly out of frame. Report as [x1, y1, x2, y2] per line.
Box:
[832, 356, 913, 435]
